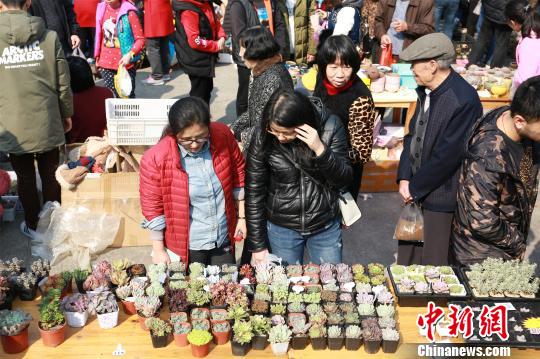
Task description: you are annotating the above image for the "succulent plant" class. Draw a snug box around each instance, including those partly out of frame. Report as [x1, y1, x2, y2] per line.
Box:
[357, 304, 375, 316]
[61, 293, 89, 313]
[376, 290, 394, 304]
[309, 324, 327, 338]
[287, 292, 303, 303]
[340, 302, 356, 313]
[321, 290, 338, 302]
[339, 292, 353, 302]
[239, 264, 255, 284]
[146, 283, 166, 297]
[268, 324, 292, 344]
[304, 263, 320, 274]
[83, 274, 109, 291]
[221, 264, 238, 274]
[115, 285, 132, 300]
[38, 289, 65, 330]
[370, 275, 386, 286]
[254, 292, 271, 302]
[337, 270, 353, 283]
[31, 258, 51, 278]
[213, 322, 230, 333]
[173, 321, 191, 335]
[379, 317, 397, 329]
[320, 263, 335, 273]
[305, 304, 321, 316]
[271, 314, 286, 326]
[323, 302, 339, 313]
[356, 293, 375, 305]
[251, 315, 271, 336]
[382, 328, 400, 341]
[171, 312, 188, 323]
[346, 325, 362, 338]
[345, 311, 360, 324]
[187, 329, 213, 345]
[287, 264, 303, 276]
[191, 308, 209, 320]
[88, 290, 118, 315]
[287, 302, 305, 313]
[309, 312, 327, 325]
[210, 309, 228, 321]
[255, 265, 272, 284]
[252, 300, 269, 314]
[364, 326, 382, 341]
[0, 309, 32, 336]
[231, 320, 253, 344]
[168, 261, 186, 273]
[15, 272, 37, 290]
[145, 317, 172, 337]
[291, 321, 311, 335]
[439, 266, 454, 275]
[376, 304, 395, 318]
[271, 285, 288, 303]
[72, 268, 90, 283]
[110, 270, 129, 287]
[449, 284, 465, 295]
[192, 318, 210, 331]
[227, 304, 249, 322]
[186, 281, 210, 306]
[431, 281, 450, 294]
[303, 292, 321, 304]
[0, 258, 23, 276]
[112, 259, 132, 272]
[361, 317, 379, 329]
[327, 311, 344, 325]
[130, 277, 148, 291]
[168, 280, 188, 290]
[327, 325, 342, 338]
[352, 264, 365, 275]
[134, 295, 161, 317]
[92, 260, 112, 281]
[368, 263, 384, 277]
[188, 262, 205, 277]
[270, 303, 286, 315]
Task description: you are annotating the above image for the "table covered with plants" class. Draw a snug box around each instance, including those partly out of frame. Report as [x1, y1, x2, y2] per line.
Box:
[0, 258, 539, 358]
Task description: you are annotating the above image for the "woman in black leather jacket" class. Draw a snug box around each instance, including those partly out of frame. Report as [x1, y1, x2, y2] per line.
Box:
[245, 90, 352, 265]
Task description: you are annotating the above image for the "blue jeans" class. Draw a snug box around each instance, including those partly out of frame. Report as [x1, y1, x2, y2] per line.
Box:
[267, 219, 342, 265]
[434, 0, 459, 39]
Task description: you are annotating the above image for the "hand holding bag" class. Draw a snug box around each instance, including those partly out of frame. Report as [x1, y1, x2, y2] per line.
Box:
[393, 202, 424, 241]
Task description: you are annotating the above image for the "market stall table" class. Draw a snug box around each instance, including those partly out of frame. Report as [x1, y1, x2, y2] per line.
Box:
[7, 296, 538, 358]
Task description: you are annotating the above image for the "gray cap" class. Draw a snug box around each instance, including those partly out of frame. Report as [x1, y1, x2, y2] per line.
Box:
[399, 33, 456, 62]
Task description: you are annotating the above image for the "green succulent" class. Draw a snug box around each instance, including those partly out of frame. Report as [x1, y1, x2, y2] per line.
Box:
[233, 320, 253, 344]
[303, 292, 321, 304]
[328, 325, 342, 338]
[72, 268, 90, 282]
[357, 303, 375, 316]
[346, 325, 362, 338]
[270, 303, 286, 316]
[250, 315, 271, 336]
[288, 292, 303, 303]
[187, 329, 212, 345]
[306, 304, 322, 316]
[146, 283, 166, 297]
[227, 304, 249, 322]
[376, 304, 395, 318]
[309, 324, 327, 338]
[268, 324, 292, 344]
[145, 317, 172, 336]
[345, 311, 360, 324]
[174, 321, 191, 334]
[0, 309, 32, 336]
[188, 262, 205, 277]
[38, 289, 65, 330]
[213, 322, 230, 333]
[168, 280, 188, 290]
[192, 319, 210, 331]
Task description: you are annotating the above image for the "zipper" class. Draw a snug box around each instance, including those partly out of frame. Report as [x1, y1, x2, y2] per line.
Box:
[300, 173, 305, 232]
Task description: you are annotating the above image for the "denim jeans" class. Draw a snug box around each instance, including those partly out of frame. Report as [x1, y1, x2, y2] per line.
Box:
[267, 219, 342, 265]
[434, 0, 459, 39]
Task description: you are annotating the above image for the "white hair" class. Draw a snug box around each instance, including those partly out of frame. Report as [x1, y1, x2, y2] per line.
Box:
[436, 58, 454, 69]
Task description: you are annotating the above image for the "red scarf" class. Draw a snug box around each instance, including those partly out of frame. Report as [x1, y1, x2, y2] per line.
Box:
[323, 78, 353, 96]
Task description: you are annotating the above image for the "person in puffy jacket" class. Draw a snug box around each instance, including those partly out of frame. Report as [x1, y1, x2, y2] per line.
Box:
[139, 97, 246, 265]
[245, 90, 352, 265]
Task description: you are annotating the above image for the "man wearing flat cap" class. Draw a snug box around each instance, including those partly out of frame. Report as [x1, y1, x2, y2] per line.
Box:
[396, 33, 483, 265]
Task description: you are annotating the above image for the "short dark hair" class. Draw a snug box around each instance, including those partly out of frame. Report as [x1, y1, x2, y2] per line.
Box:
[166, 97, 210, 136]
[505, 0, 531, 24]
[238, 26, 280, 61]
[67, 56, 95, 93]
[317, 35, 361, 79]
[511, 75, 540, 123]
[522, 13, 540, 38]
[0, 0, 27, 9]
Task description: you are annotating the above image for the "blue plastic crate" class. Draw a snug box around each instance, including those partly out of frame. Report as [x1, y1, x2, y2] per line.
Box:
[391, 64, 417, 89]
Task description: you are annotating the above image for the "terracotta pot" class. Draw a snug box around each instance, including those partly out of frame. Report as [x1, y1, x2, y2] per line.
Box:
[138, 312, 158, 331]
[174, 333, 189, 347]
[1, 325, 29, 354]
[121, 299, 137, 315]
[212, 328, 230, 345]
[191, 342, 210, 358]
[39, 321, 66, 347]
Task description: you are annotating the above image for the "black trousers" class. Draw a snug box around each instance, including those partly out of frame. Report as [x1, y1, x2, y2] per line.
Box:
[9, 148, 61, 230]
[188, 75, 213, 105]
[466, 0, 480, 36]
[397, 209, 453, 265]
[146, 36, 170, 79]
[350, 162, 364, 201]
[189, 242, 235, 266]
[100, 67, 137, 98]
[78, 27, 95, 58]
[468, 18, 512, 67]
[236, 65, 251, 117]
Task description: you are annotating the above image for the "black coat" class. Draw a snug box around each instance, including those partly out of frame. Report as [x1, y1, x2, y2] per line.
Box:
[397, 70, 483, 212]
[245, 98, 352, 253]
[483, 0, 511, 25]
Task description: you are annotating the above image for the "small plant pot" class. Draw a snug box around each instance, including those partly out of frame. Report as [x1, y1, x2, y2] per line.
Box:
[212, 328, 230, 345]
[150, 333, 169, 348]
[231, 340, 250, 356]
[291, 335, 309, 350]
[75, 279, 86, 294]
[191, 342, 211, 358]
[138, 312, 159, 331]
[191, 307, 210, 319]
[121, 298, 137, 315]
[270, 341, 289, 356]
[97, 310, 119, 329]
[39, 321, 66, 347]
[327, 336, 344, 350]
[18, 285, 38, 301]
[364, 339, 381, 354]
[345, 337, 363, 351]
[251, 334, 268, 350]
[311, 336, 327, 350]
[382, 339, 399, 353]
[65, 310, 89, 327]
[1, 325, 29, 353]
[174, 332, 189, 347]
[210, 308, 228, 321]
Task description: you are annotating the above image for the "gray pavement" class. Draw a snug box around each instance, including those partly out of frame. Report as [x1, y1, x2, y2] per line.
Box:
[1, 64, 539, 271]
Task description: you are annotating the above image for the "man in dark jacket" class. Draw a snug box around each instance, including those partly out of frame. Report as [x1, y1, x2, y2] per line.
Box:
[223, 0, 288, 116]
[30, 0, 80, 56]
[468, 0, 512, 67]
[451, 76, 540, 266]
[396, 33, 483, 265]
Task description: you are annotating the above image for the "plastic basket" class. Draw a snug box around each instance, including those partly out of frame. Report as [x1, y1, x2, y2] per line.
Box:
[106, 99, 177, 145]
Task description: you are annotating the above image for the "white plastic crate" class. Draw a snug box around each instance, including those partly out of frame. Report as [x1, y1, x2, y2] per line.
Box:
[106, 98, 177, 145]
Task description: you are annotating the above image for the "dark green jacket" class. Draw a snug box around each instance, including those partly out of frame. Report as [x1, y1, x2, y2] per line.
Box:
[0, 10, 72, 155]
[277, 0, 317, 64]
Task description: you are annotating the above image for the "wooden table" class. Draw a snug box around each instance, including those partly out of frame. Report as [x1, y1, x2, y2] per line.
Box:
[8, 297, 538, 358]
[479, 95, 512, 110]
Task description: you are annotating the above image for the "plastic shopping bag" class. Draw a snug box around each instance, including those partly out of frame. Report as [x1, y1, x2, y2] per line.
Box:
[114, 65, 132, 98]
[393, 202, 424, 241]
[380, 43, 393, 67]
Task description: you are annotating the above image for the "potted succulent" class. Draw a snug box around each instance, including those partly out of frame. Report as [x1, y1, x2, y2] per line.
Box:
[287, 265, 303, 277]
[321, 289, 338, 302]
[15, 272, 38, 301]
[345, 325, 362, 350]
[128, 263, 147, 278]
[192, 318, 211, 331]
[146, 283, 166, 302]
[111, 270, 130, 289]
[30, 258, 51, 282]
[116, 285, 136, 315]
[309, 324, 327, 350]
[72, 268, 90, 294]
[271, 285, 288, 304]
[189, 262, 205, 278]
[0, 309, 32, 354]
[82, 274, 109, 294]
[61, 293, 89, 327]
[289, 314, 310, 350]
[250, 315, 271, 350]
[287, 302, 305, 314]
[231, 320, 252, 356]
[327, 325, 344, 350]
[212, 321, 230, 345]
[227, 304, 249, 322]
[382, 328, 400, 353]
[363, 324, 382, 354]
[209, 281, 228, 308]
[38, 289, 66, 347]
[172, 319, 191, 347]
[89, 290, 119, 329]
[168, 288, 189, 313]
[39, 274, 65, 297]
[345, 311, 360, 325]
[0, 258, 23, 277]
[0, 276, 13, 310]
[239, 264, 255, 284]
[269, 303, 286, 316]
[61, 271, 73, 295]
[327, 311, 344, 325]
[309, 312, 327, 326]
[187, 329, 213, 358]
[210, 308, 228, 321]
[268, 324, 292, 356]
[379, 317, 397, 329]
[251, 299, 269, 315]
[187, 279, 211, 307]
[135, 295, 161, 330]
[145, 317, 172, 348]
[376, 304, 396, 318]
[191, 307, 210, 320]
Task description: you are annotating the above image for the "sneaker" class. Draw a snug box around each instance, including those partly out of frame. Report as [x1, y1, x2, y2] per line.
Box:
[142, 76, 165, 85]
[163, 74, 171, 82]
[20, 221, 36, 239]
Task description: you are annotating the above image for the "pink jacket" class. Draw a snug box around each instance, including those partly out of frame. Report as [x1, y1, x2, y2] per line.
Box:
[514, 36, 540, 89]
[139, 122, 245, 262]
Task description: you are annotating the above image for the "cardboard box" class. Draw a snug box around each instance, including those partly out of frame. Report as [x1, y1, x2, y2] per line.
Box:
[61, 172, 147, 247]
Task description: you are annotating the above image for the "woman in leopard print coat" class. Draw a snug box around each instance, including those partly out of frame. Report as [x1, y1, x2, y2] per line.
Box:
[314, 35, 377, 199]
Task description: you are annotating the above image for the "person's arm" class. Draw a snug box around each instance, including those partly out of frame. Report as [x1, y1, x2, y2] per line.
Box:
[332, 6, 356, 36]
[374, 0, 387, 41]
[230, 2, 248, 38]
[63, 0, 79, 36]
[181, 10, 221, 52]
[55, 34, 74, 120]
[307, 0, 317, 56]
[514, 39, 540, 89]
[272, 2, 289, 58]
[127, 11, 145, 55]
[404, 0, 435, 37]
[396, 101, 418, 183]
[458, 159, 526, 257]
[348, 96, 376, 164]
[409, 100, 482, 201]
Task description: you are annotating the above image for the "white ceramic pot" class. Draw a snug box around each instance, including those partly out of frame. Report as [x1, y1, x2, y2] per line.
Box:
[97, 310, 119, 329]
[385, 73, 400, 92]
[65, 310, 88, 328]
[270, 342, 289, 356]
[370, 76, 386, 93]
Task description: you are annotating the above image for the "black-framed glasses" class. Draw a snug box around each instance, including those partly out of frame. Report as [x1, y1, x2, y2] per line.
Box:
[177, 136, 210, 146]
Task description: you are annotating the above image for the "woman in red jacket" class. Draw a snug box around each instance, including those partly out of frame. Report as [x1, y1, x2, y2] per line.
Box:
[142, 0, 175, 85]
[140, 97, 246, 265]
[74, 0, 100, 57]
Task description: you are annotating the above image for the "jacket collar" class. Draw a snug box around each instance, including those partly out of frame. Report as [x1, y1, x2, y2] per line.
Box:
[415, 69, 456, 100]
[388, 0, 419, 7]
[252, 54, 282, 77]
